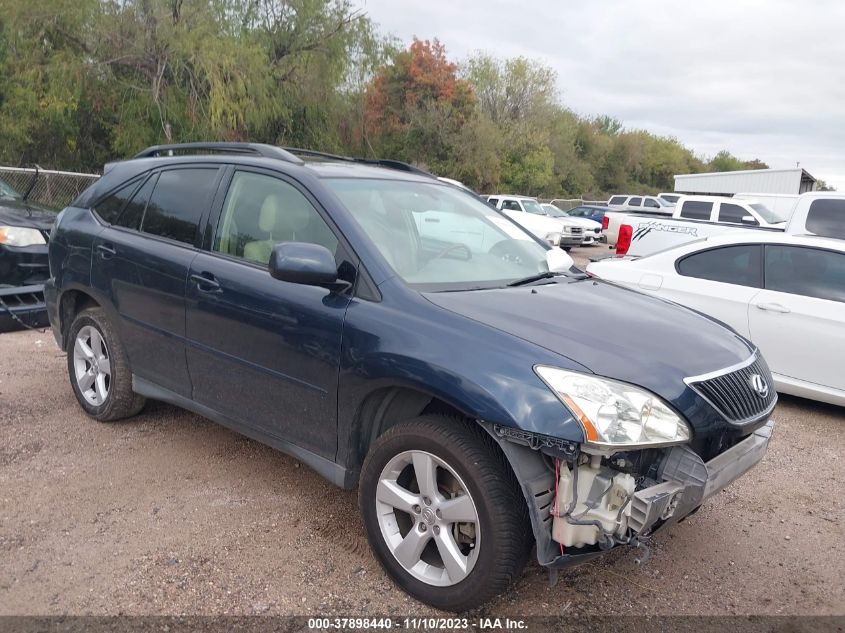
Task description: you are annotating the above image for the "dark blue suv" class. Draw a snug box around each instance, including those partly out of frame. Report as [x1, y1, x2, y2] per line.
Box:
[45, 143, 775, 611]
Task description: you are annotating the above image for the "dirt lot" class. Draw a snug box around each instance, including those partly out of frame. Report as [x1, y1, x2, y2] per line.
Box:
[1, 254, 843, 617]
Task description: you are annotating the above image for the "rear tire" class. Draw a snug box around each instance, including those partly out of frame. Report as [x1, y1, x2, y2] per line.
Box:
[66, 307, 145, 421]
[359, 414, 532, 611]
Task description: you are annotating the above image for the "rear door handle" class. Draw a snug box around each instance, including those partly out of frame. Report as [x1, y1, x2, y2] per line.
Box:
[190, 273, 221, 292]
[755, 302, 791, 314]
[96, 243, 116, 259]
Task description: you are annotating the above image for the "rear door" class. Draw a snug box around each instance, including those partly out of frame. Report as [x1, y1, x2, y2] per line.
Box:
[748, 245, 845, 389]
[91, 166, 222, 397]
[185, 167, 353, 458]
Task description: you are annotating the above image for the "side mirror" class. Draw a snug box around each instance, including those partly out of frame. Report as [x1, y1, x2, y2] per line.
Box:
[268, 242, 349, 291]
[741, 215, 759, 225]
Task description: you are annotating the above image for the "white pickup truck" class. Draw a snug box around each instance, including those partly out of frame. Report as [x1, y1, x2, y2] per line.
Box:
[602, 192, 842, 258]
[603, 195, 789, 257]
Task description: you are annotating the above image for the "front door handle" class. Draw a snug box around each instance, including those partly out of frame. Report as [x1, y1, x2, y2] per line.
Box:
[190, 273, 221, 292]
[755, 302, 791, 314]
[96, 243, 116, 259]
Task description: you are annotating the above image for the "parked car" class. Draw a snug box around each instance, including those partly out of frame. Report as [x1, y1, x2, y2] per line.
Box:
[487, 195, 582, 249]
[587, 232, 845, 406]
[541, 203, 602, 245]
[0, 177, 55, 331]
[46, 143, 775, 611]
[607, 193, 826, 258]
[565, 204, 607, 226]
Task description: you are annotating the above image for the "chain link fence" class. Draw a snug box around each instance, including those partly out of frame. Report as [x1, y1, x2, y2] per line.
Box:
[542, 198, 609, 211]
[0, 166, 100, 211]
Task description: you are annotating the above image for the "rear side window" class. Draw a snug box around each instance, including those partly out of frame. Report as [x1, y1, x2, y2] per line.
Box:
[93, 180, 140, 224]
[719, 203, 755, 225]
[501, 200, 521, 211]
[679, 200, 713, 220]
[141, 169, 218, 245]
[487, 197, 499, 206]
[806, 199, 845, 237]
[765, 246, 845, 303]
[628, 197, 642, 206]
[608, 196, 627, 205]
[677, 244, 762, 288]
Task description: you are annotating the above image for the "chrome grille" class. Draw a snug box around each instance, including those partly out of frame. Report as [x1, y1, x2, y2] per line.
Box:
[686, 355, 777, 424]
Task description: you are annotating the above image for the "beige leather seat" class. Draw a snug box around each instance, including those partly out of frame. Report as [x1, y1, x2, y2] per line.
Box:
[243, 191, 314, 264]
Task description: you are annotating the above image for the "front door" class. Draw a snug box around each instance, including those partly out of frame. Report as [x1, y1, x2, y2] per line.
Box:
[185, 169, 352, 458]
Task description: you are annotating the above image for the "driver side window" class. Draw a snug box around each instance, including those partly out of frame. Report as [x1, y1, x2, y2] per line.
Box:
[214, 171, 338, 265]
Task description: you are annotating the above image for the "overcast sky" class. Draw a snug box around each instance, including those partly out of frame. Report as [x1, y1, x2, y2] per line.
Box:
[357, 0, 845, 190]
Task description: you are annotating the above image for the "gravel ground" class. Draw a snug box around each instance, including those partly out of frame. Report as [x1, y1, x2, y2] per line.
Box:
[1, 260, 843, 617]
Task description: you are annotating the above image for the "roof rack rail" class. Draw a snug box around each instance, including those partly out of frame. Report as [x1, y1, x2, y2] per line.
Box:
[281, 147, 436, 179]
[133, 142, 304, 165]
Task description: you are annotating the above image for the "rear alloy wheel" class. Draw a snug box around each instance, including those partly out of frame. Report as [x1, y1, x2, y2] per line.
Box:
[67, 307, 145, 421]
[359, 415, 532, 611]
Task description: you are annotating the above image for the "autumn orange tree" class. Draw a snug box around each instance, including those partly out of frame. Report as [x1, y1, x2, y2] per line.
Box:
[363, 38, 476, 173]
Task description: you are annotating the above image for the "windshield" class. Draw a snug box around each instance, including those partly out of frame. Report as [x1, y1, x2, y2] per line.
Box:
[520, 199, 547, 215]
[656, 197, 674, 207]
[541, 204, 566, 217]
[750, 203, 786, 224]
[0, 178, 22, 200]
[326, 178, 554, 291]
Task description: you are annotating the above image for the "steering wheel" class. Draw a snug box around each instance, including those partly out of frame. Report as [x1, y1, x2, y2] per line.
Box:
[431, 243, 472, 262]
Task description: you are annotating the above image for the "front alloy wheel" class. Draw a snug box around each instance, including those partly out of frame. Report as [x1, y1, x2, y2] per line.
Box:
[359, 415, 532, 611]
[376, 450, 481, 586]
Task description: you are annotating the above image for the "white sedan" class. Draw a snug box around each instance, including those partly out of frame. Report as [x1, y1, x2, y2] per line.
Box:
[587, 233, 845, 407]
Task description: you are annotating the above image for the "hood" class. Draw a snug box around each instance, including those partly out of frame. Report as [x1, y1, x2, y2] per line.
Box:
[0, 199, 57, 231]
[567, 217, 602, 229]
[424, 278, 754, 405]
[501, 210, 563, 235]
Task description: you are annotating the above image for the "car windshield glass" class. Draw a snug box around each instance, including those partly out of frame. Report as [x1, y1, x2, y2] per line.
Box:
[520, 199, 546, 215]
[750, 203, 785, 223]
[656, 198, 674, 207]
[542, 205, 566, 217]
[325, 178, 553, 291]
[0, 178, 22, 200]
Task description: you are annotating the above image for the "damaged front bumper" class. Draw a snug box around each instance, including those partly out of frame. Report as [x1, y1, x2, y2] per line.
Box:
[546, 420, 774, 566]
[0, 283, 49, 332]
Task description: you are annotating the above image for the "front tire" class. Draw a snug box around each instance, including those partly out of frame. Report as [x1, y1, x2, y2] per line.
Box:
[67, 307, 145, 421]
[359, 415, 532, 611]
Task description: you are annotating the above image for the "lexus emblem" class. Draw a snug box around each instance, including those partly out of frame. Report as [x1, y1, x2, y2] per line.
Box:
[749, 374, 769, 398]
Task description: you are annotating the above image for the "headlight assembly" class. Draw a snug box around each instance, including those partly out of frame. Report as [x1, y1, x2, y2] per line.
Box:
[535, 366, 691, 448]
[0, 226, 46, 247]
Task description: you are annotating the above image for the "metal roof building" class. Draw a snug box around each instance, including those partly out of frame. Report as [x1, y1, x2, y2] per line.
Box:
[674, 168, 816, 196]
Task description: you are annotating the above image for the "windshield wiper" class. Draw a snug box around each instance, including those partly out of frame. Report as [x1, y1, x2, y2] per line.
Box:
[507, 271, 561, 287]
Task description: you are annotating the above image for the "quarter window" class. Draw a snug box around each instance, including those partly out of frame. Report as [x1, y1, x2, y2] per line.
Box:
[214, 171, 338, 265]
[679, 200, 713, 220]
[115, 175, 157, 230]
[93, 180, 141, 224]
[765, 246, 845, 303]
[677, 245, 762, 288]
